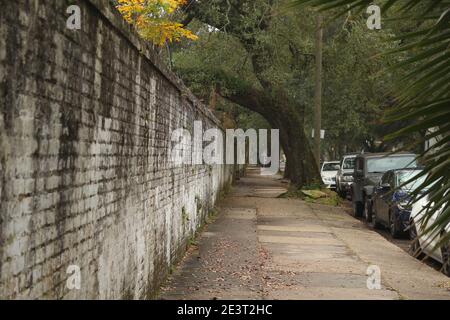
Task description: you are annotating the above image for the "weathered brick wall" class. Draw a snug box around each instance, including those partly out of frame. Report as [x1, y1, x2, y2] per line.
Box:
[0, 0, 235, 299]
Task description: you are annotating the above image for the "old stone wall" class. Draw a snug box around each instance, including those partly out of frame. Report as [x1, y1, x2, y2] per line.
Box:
[0, 0, 234, 299]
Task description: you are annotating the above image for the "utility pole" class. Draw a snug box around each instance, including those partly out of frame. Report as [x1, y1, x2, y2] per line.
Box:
[314, 13, 323, 171]
[209, 84, 218, 111]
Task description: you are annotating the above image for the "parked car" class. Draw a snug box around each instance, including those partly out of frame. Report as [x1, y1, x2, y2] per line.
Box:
[371, 168, 425, 238]
[321, 161, 340, 189]
[352, 152, 417, 218]
[336, 154, 357, 198]
[410, 196, 450, 276]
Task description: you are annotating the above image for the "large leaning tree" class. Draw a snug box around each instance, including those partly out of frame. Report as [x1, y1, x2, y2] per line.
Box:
[173, 0, 406, 161]
[178, 0, 322, 186]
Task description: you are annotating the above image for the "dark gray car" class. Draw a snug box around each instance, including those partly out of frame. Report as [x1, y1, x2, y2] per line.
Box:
[352, 152, 417, 219]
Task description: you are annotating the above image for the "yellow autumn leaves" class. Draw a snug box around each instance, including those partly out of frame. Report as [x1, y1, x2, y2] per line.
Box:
[116, 0, 198, 46]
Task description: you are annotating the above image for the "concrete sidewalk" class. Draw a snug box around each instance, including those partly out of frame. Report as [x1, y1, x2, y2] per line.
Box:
[159, 168, 450, 300]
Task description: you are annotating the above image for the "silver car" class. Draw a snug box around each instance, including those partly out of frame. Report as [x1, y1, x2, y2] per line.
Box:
[321, 161, 340, 189]
[336, 154, 357, 198]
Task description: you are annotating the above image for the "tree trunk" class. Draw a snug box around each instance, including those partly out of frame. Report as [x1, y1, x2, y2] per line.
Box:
[280, 115, 320, 186]
[313, 13, 323, 171]
[182, 0, 322, 186]
[224, 85, 321, 187]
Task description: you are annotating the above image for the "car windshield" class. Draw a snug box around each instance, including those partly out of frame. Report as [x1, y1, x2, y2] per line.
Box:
[397, 170, 428, 190]
[322, 163, 340, 171]
[343, 157, 356, 170]
[367, 156, 417, 173]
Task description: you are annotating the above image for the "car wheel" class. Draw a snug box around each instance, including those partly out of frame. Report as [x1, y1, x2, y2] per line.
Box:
[336, 184, 344, 198]
[389, 212, 401, 238]
[339, 189, 346, 199]
[370, 208, 382, 230]
[353, 200, 363, 218]
[409, 221, 423, 259]
[440, 240, 450, 276]
[363, 199, 372, 223]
